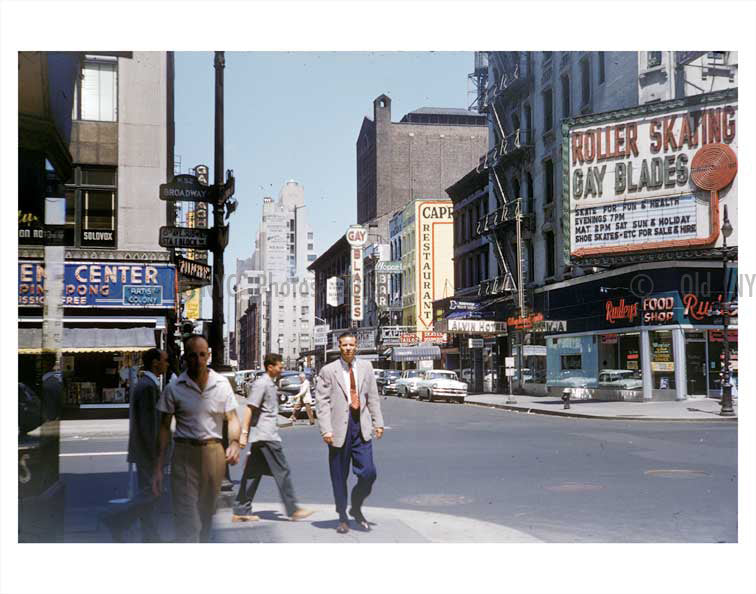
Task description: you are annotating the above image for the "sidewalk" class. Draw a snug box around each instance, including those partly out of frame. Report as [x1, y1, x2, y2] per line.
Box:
[65, 500, 542, 543]
[465, 393, 738, 422]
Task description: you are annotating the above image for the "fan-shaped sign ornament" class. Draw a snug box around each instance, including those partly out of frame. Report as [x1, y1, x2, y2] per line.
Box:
[690, 143, 738, 192]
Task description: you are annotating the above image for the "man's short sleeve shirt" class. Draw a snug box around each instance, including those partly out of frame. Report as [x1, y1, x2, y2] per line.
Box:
[248, 374, 281, 443]
[157, 369, 238, 440]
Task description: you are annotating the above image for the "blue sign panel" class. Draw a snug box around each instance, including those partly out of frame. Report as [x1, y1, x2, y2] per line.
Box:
[18, 261, 176, 308]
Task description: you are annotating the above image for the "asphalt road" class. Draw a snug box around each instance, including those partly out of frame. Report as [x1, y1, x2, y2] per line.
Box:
[60, 395, 738, 542]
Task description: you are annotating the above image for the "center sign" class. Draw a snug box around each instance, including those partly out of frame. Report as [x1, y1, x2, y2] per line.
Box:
[564, 90, 737, 260]
[416, 200, 454, 330]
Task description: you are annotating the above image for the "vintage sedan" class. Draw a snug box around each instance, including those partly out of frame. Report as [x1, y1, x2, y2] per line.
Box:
[395, 369, 424, 398]
[378, 370, 402, 395]
[416, 370, 467, 403]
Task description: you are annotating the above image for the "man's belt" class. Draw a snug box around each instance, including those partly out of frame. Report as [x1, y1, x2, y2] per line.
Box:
[174, 437, 223, 447]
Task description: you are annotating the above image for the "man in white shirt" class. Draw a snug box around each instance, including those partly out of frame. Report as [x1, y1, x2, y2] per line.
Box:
[291, 372, 315, 425]
[152, 335, 242, 543]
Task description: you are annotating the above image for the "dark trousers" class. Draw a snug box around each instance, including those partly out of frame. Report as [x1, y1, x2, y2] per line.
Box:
[234, 441, 298, 517]
[105, 463, 161, 542]
[328, 410, 377, 522]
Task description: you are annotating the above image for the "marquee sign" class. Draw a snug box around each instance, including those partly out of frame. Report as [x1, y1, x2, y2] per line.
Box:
[18, 261, 176, 308]
[415, 200, 454, 330]
[564, 90, 738, 261]
[346, 225, 367, 321]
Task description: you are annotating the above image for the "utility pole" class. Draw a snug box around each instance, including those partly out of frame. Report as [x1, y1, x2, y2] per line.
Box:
[211, 51, 229, 371]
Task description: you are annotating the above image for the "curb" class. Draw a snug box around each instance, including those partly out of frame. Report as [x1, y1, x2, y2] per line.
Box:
[464, 400, 738, 423]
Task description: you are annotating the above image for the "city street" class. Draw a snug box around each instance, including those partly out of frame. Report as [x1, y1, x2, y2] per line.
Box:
[60, 396, 737, 543]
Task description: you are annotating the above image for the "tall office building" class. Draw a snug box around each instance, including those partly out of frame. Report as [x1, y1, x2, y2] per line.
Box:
[238, 181, 317, 368]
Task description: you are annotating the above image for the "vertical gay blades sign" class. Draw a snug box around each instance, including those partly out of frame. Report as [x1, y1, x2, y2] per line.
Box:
[346, 225, 367, 322]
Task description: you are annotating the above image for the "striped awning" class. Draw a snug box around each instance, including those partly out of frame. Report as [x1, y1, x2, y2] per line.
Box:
[18, 327, 156, 354]
[389, 344, 441, 362]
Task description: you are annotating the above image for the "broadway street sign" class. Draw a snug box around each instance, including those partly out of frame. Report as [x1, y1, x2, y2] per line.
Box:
[159, 174, 212, 202]
[159, 226, 212, 249]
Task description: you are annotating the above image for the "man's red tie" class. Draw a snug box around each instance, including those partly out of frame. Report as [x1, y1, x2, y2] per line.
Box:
[349, 363, 359, 410]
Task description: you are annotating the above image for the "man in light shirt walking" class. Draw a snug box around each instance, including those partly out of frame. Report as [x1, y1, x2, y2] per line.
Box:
[233, 353, 313, 522]
[152, 335, 242, 543]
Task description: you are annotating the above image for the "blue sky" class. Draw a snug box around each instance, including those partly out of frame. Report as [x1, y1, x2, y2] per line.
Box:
[174, 51, 477, 277]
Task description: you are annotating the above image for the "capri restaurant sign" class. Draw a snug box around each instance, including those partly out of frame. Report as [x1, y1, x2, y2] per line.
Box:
[565, 90, 737, 259]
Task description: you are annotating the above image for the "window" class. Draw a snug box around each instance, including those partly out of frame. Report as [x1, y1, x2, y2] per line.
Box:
[580, 57, 591, 107]
[307, 254, 317, 262]
[301, 306, 309, 315]
[74, 57, 118, 122]
[544, 159, 554, 204]
[598, 52, 606, 83]
[543, 52, 553, 64]
[307, 232, 314, 240]
[307, 243, 314, 250]
[64, 166, 117, 247]
[545, 230, 555, 278]
[561, 74, 570, 117]
[561, 354, 582, 370]
[647, 52, 662, 68]
[542, 88, 553, 131]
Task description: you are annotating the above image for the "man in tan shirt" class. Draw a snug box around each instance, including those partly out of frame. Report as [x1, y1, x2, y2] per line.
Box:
[152, 335, 241, 543]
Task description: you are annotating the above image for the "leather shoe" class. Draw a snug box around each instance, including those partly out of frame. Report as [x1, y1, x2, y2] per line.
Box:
[348, 507, 371, 532]
[232, 513, 260, 522]
[336, 521, 350, 534]
[290, 508, 314, 521]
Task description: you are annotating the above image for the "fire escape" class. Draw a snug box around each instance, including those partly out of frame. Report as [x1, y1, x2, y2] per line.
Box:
[476, 51, 535, 315]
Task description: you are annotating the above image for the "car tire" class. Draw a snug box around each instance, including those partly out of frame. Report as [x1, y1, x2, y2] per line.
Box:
[428, 391, 434, 403]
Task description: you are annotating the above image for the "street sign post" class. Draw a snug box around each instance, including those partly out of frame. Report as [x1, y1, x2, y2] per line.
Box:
[314, 324, 330, 347]
[159, 226, 213, 249]
[159, 174, 212, 202]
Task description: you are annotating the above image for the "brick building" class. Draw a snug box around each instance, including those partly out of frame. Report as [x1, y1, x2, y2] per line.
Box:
[356, 95, 488, 243]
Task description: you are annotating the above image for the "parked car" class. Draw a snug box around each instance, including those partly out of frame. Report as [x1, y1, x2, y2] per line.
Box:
[598, 369, 642, 390]
[219, 371, 241, 398]
[395, 369, 424, 398]
[378, 370, 402, 395]
[416, 370, 467, 403]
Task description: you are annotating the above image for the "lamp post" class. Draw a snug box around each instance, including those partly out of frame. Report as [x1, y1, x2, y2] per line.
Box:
[719, 205, 735, 417]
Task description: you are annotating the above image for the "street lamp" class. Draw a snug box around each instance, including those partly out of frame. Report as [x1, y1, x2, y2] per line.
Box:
[720, 205, 735, 417]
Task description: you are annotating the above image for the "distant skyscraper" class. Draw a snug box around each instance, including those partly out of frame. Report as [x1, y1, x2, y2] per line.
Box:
[237, 181, 317, 368]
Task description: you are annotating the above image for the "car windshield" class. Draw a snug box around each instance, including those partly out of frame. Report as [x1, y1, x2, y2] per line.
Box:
[405, 371, 422, 378]
[428, 371, 457, 380]
[386, 371, 401, 378]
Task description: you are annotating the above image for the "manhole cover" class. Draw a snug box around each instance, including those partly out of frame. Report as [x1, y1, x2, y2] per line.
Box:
[644, 469, 710, 479]
[544, 483, 606, 493]
[398, 494, 474, 506]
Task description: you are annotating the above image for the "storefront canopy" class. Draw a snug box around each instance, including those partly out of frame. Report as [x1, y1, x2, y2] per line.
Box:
[388, 344, 441, 362]
[18, 327, 156, 354]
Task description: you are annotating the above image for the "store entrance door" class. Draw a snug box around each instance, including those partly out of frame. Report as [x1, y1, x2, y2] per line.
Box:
[685, 336, 708, 396]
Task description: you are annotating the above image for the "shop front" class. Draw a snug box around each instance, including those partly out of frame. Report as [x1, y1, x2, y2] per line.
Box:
[540, 263, 737, 401]
[18, 259, 176, 418]
[433, 296, 510, 394]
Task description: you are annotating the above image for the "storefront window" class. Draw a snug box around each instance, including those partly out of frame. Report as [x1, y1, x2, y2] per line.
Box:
[707, 329, 738, 395]
[651, 330, 675, 391]
[596, 332, 643, 391]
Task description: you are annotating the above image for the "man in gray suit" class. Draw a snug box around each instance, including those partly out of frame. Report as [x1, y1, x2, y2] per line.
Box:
[315, 331, 384, 534]
[102, 348, 168, 542]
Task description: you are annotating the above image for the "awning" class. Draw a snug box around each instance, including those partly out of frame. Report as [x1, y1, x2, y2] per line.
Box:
[388, 344, 441, 362]
[357, 353, 380, 361]
[18, 327, 156, 354]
